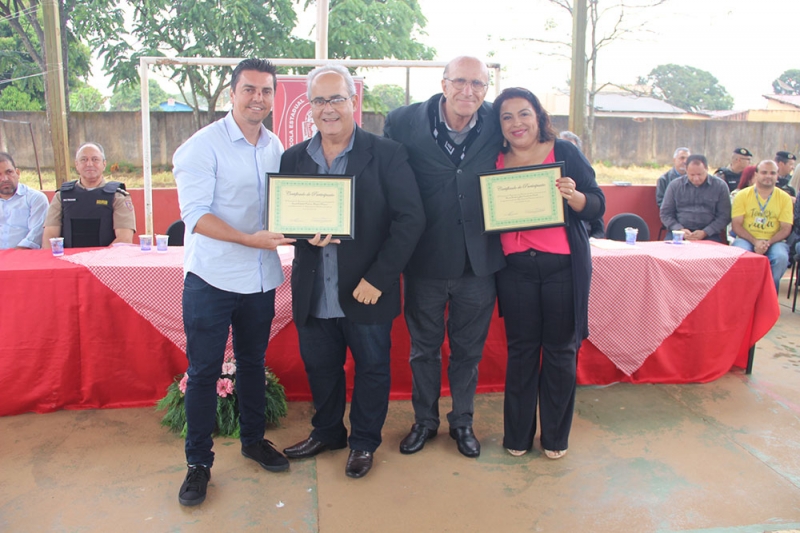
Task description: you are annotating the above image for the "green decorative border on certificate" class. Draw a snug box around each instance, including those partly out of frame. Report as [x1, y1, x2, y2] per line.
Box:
[478, 162, 566, 233]
[266, 174, 355, 239]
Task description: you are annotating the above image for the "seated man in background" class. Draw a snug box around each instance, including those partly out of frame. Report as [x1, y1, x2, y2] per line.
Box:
[775, 151, 797, 199]
[0, 152, 49, 249]
[655, 147, 690, 207]
[715, 147, 752, 192]
[660, 154, 731, 243]
[43, 142, 135, 248]
[731, 160, 793, 294]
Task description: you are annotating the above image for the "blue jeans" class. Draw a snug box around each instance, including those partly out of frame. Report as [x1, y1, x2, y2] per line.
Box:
[296, 317, 392, 453]
[732, 238, 789, 294]
[182, 272, 275, 467]
[404, 272, 497, 430]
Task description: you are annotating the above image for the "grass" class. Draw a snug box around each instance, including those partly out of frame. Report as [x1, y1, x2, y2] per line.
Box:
[19, 169, 176, 190]
[19, 165, 668, 190]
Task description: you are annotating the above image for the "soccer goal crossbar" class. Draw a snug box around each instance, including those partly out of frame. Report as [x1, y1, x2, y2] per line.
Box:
[138, 56, 502, 235]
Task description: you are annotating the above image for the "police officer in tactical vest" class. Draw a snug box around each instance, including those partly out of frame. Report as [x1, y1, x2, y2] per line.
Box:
[714, 147, 752, 193]
[43, 142, 136, 248]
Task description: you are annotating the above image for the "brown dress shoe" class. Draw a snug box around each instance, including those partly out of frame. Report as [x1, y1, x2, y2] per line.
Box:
[345, 450, 373, 478]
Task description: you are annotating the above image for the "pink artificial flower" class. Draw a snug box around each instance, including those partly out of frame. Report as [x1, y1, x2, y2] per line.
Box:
[216, 378, 234, 398]
[222, 362, 236, 376]
[178, 374, 189, 394]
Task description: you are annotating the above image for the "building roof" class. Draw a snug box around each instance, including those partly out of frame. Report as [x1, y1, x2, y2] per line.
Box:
[593, 93, 687, 114]
[762, 94, 800, 109]
[158, 100, 194, 112]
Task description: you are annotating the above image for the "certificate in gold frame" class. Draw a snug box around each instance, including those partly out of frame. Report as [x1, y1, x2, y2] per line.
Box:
[266, 174, 355, 239]
[478, 163, 567, 233]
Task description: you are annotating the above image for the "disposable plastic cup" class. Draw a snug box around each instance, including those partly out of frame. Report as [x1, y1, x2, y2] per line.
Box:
[672, 229, 685, 244]
[156, 234, 169, 252]
[624, 227, 638, 245]
[50, 237, 64, 256]
[139, 234, 153, 251]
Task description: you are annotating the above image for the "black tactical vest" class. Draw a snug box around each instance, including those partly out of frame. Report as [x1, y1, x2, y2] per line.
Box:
[60, 180, 125, 248]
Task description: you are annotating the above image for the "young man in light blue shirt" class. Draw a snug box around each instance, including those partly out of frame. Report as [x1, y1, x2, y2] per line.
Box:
[0, 152, 48, 249]
[172, 58, 295, 507]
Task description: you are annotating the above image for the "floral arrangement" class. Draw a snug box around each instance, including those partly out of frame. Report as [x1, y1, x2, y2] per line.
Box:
[157, 354, 288, 438]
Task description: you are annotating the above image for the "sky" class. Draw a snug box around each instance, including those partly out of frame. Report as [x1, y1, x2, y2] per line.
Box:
[92, 0, 799, 111]
[297, 0, 800, 110]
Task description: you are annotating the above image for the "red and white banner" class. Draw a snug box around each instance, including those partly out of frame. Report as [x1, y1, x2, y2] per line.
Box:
[273, 75, 363, 149]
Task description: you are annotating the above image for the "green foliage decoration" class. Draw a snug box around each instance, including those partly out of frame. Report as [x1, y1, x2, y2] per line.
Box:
[156, 366, 288, 439]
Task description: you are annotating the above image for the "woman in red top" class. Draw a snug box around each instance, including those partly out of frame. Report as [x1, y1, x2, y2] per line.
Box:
[493, 88, 605, 458]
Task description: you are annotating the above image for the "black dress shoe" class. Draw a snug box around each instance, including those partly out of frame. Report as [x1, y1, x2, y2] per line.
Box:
[345, 450, 373, 478]
[399, 423, 438, 455]
[283, 436, 347, 459]
[449, 426, 480, 458]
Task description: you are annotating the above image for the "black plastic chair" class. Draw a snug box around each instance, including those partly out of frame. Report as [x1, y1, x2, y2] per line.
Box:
[605, 213, 650, 242]
[166, 219, 185, 246]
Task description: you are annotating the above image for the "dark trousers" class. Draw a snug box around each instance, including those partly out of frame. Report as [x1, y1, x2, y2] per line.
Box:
[404, 272, 497, 430]
[182, 272, 275, 466]
[296, 316, 393, 453]
[496, 251, 578, 452]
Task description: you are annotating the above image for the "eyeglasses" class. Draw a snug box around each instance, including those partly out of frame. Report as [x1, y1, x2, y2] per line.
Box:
[444, 77, 489, 93]
[310, 96, 353, 109]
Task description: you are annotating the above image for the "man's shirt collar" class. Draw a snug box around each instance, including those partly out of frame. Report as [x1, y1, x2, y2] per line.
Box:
[223, 111, 272, 148]
[438, 96, 477, 133]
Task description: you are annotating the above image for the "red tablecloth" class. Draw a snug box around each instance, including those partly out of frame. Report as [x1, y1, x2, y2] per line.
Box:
[0, 241, 779, 415]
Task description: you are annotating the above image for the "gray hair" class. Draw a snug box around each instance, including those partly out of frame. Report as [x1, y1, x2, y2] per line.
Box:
[76, 142, 106, 159]
[673, 147, 690, 158]
[306, 64, 356, 100]
[559, 131, 582, 151]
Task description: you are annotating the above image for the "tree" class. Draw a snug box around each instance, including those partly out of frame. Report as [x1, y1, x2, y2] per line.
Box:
[773, 69, 800, 95]
[93, 0, 435, 130]
[69, 84, 105, 111]
[505, 0, 667, 159]
[109, 79, 172, 111]
[0, 3, 98, 110]
[639, 64, 733, 111]
[0, 0, 122, 110]
[325, 0, 435, 61]
[93, 0, 312, 129]
[363, 84, 407, 114]
[0, 85, 41, 110]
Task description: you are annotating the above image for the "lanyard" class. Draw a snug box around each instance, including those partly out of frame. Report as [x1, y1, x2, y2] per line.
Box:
[755, 190, 772, 215]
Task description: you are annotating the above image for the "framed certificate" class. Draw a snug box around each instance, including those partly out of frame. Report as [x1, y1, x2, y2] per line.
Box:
[478, 163, 567, 233]
[266, 174, 355, 239]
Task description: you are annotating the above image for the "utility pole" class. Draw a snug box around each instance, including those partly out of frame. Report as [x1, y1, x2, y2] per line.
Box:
[42, 0, 70, 186]
[569, 0, 588, 144]
[316, 0, 329, 60]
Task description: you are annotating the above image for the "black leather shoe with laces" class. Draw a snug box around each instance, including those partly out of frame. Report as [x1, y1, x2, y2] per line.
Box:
[241, 439, 290, 472]
[178, 464, 210, 506]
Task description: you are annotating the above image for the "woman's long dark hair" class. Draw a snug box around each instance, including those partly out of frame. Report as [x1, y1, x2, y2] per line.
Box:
[493, 87, 557, 153]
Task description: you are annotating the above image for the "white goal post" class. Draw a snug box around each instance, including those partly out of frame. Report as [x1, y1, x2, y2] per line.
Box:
[138, 56, 502, 235]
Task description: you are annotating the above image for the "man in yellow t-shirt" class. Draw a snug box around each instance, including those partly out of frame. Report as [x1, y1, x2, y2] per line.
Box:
[731, 160, 793, 293]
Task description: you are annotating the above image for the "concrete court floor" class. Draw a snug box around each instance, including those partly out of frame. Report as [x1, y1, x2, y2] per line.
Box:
[2, 296, 800, 533]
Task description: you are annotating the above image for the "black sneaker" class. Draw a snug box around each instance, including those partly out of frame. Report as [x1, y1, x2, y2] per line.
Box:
[178, 464, 210, 506]
[241, 439, 290, 472]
